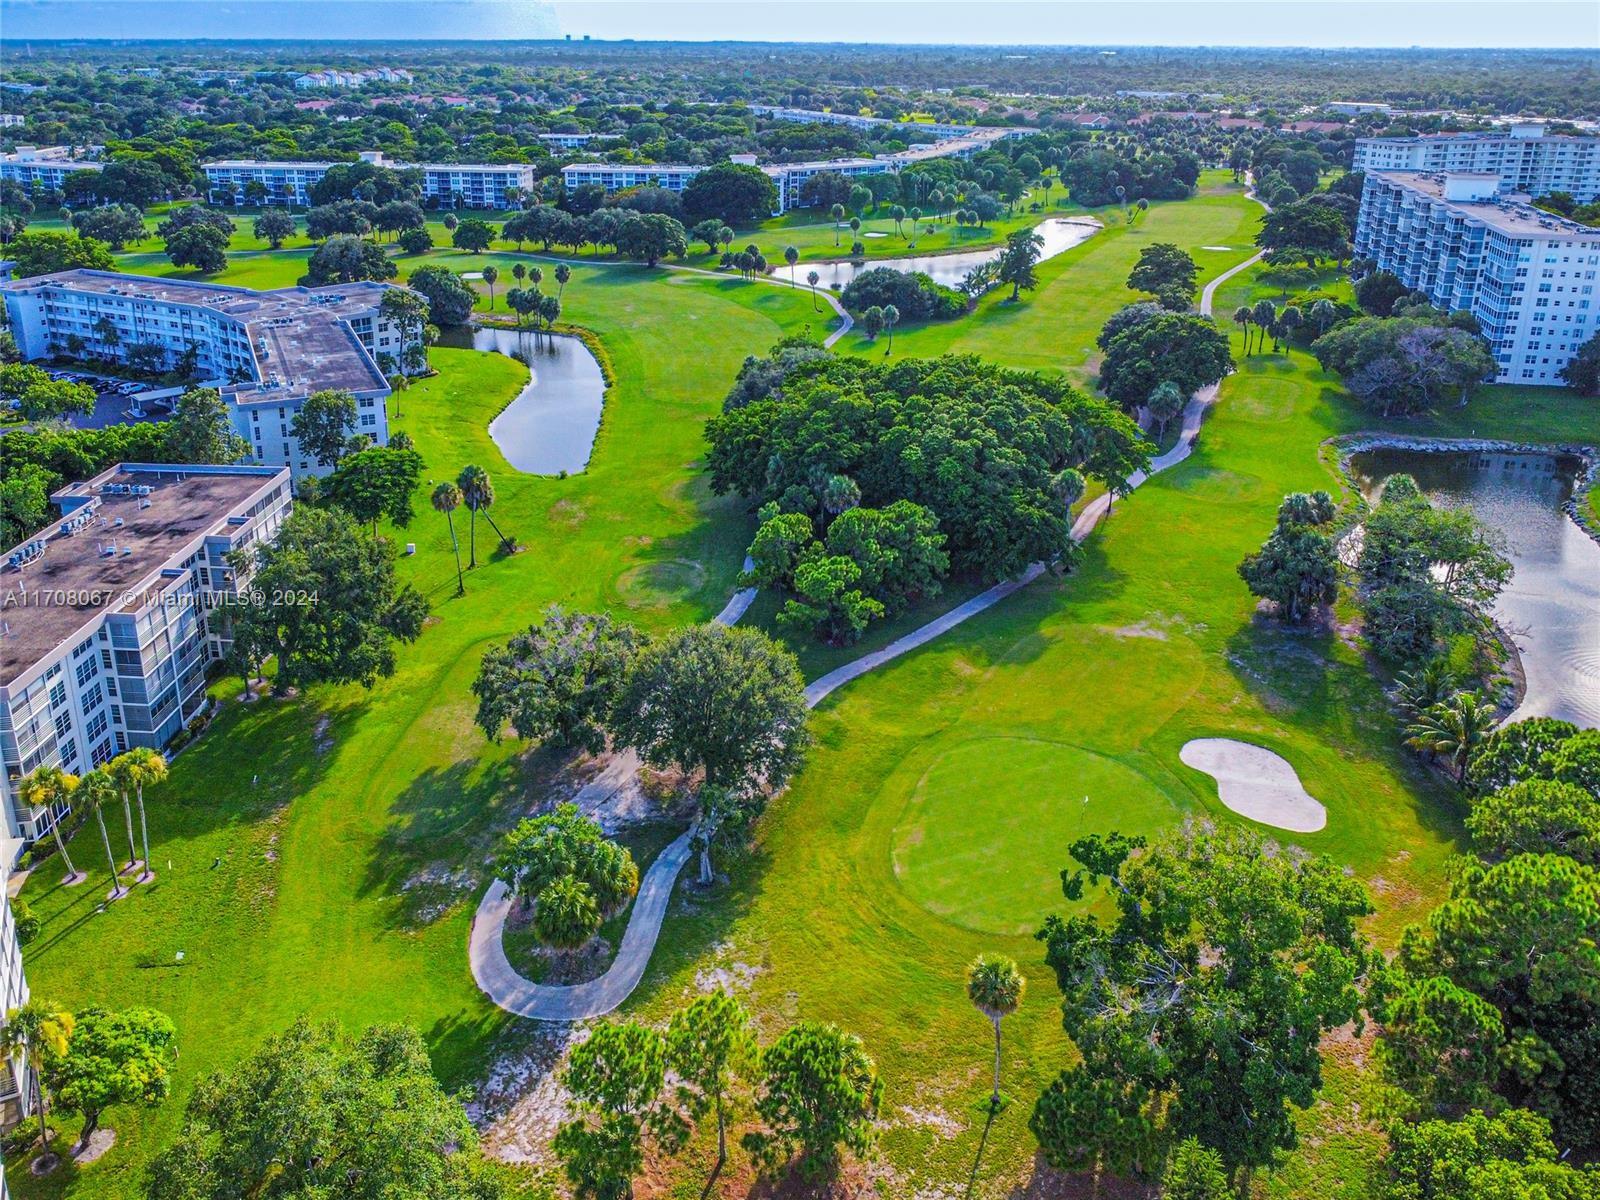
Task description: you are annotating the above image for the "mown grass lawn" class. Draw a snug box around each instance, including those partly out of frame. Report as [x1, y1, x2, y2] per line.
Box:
[11, 267, 829, 1200]
[14, 173, 1600, 1200]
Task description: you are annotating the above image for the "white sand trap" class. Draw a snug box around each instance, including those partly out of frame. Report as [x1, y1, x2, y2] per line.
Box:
[863, 231, 889, 238]
[1201, 245, 1233, 251]
[1179, 738, 1327, 832]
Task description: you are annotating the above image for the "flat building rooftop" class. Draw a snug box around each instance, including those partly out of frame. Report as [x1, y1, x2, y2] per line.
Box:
[0, 463, 288, 687]
[1370, 171, 1600, 239]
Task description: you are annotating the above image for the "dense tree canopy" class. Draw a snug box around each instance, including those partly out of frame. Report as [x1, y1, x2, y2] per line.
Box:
[706, 352, 1150, 583]
[226, 505, 428, 694]
[147, 1018, 508, 1200]
[838, 266, 966, 320]
[680, 162, 780, 226]
[1033, 824, 1375, 1180]
[1097, 309, 1233, 413]
[1313, 315, 1495, 416]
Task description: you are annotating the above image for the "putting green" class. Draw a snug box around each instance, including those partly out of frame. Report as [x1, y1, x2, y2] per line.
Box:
[890, 736, 1184, 936]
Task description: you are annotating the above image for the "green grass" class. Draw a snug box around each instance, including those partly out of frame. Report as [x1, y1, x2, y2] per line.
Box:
[16, 174, 1600, 1200]
[12, 264, 828, 1200]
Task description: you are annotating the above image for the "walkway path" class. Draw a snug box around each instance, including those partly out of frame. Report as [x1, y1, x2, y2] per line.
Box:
[469, 191, 1266, 1021]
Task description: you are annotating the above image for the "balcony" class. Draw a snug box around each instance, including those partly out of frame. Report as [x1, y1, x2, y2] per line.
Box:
[18, 798, 69, 844]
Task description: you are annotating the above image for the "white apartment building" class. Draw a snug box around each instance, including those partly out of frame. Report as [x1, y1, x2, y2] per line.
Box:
[0, 272, 417, 475]
[0, 463, 291, 850]
[1355, 171, 1600, 386]
[748, 105, 993, 141]
[1353, 125, 1600, 203]
[202, 158, 335, 207]
[0, 145, 102, 192]
[0, 860, 30, 1135]
[295, 67, 414, 90]
[201, 150, 534, 209]
[538, 132, 623, 151]
[561, 126, 1033, 215]
[0, 115, 25, 129]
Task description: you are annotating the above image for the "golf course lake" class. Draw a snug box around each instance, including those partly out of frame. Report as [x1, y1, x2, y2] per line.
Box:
[1350, 447, 1600, 729]
[448, 326, 607, 475]
[807, 216, 1101, 290]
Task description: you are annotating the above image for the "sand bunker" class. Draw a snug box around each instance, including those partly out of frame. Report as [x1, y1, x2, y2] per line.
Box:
[1201, 245, 1233, 251]
[1179, 738, 1327, 832]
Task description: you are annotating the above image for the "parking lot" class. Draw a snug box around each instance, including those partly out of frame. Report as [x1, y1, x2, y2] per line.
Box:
[4, 367, 177, 432]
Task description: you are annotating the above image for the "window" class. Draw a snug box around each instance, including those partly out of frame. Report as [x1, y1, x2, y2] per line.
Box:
[86, 710, 108, 741]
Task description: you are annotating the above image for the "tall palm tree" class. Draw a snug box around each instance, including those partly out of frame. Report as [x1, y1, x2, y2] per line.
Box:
[890, 204, 906, 238]
[511, 261, 527, 286]
[481, 264, 498, 310]
[0, 1001, 74, 1154]
[457, 464, 485, 568]
[967, 955, 1025, 1108]
[882, 304, 900, 354]
[106, 752, 141, 871]
[126, 747, 166, 882]
[458, 464, 511, 557]
[829, 203, 845, 245]
[432, 481, 466, 595]
[1406, 691, 1498, 783]
[554, 261, 571, 301]
[806, 270, 820, 311]
[1232, 305, 1254, 355]
[79, 769, 125, 900]
[530, 265, 544, 295]
[908, 206, 921, 243]
[783, 244, 799, 287]
[1251, 299, 1279, 354]
[18, 766, 80, 884]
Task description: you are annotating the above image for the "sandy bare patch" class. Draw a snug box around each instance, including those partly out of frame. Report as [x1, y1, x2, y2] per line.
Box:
[693, 943, 764, 994]
[1106, 621, 1169, 640]
[1179, 738, 1327, 832]
[472, 1025, 589, 1165]
[70, 1129, 116, 1165]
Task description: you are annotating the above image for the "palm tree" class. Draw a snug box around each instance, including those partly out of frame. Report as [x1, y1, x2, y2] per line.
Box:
[908, 206, 922, 243]
[966, 955, 1024, 1108]
[529, 265, 544, 295]
[1406, 691, 1498, 783]
[458, 464, 512, 557]
[79, 769, 125, 900]
[481, 264, 498, 310]
[0, 1001, 74, 1155]
[783, 244, 799, 287]
[432, 481, 466, 595]
[1395, 659, 1457, 719]
[539, 294, 561, 337]
[1251, 299, 1279, 353]
[511, 261, 527, 286]
[829, 203, 845, 245]
[717, 225, 734, 256]
[882, 303, 900, 354]
[554, 261, 570, 301]
[18, 766, 81, 884]
[121, 747, 166, 883]
[890, 204, 906, 238]
[1232, 305, 1254, 355]
[106, 752, 141, 872]
[806, 269, 820, 311]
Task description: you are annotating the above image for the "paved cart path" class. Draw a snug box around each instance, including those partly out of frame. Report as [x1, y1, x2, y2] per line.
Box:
[470, 198, 1267, 1021]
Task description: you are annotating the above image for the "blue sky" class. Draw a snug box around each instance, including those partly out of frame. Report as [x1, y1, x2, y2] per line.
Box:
[1, 0, 1595, 46]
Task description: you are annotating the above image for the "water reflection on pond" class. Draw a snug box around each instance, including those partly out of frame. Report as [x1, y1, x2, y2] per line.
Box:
[805, 217, 1100, 291]
[1350, 448, 1600, 729]
[443, 326, 606, 475]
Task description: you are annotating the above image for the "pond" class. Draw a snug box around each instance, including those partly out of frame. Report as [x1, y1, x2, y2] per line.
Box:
[443, 326, 607, 475]
[805, 216, 1100, 291]
[1349, 448, 1600, 729]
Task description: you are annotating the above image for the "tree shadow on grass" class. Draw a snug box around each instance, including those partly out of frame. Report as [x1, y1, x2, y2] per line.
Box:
[1006, 1154, 1156, 1200]
[21, 688, 362, 963]
[356, 743, 590, 932]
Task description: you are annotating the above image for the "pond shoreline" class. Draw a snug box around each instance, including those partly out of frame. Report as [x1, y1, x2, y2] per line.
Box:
[1332, 432, 1600, 547]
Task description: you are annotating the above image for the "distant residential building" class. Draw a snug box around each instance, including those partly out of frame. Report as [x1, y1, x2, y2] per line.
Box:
[1327, 101, 1393, 115]
[0, 145, 102, 191]
[0, 463, 292, 851]
[1354, 170, 1600, 386]
[295, 67, 413, 90]
[0, 115, 25, 129]
[202, 150, 533, 209]
[562, 125, 1033, 215]
[1353, 124, 1600, 202]
[0, 271, 419, 474]
[537, 132, 624, 150]
[0, 859, 31, 1130]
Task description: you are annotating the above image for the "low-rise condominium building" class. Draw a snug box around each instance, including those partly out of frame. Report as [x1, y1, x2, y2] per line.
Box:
[0, 271, 418, 473]
[0, 463, 291, 851]
[201, 149, 534, 208]
[0, 145, 102, 191]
